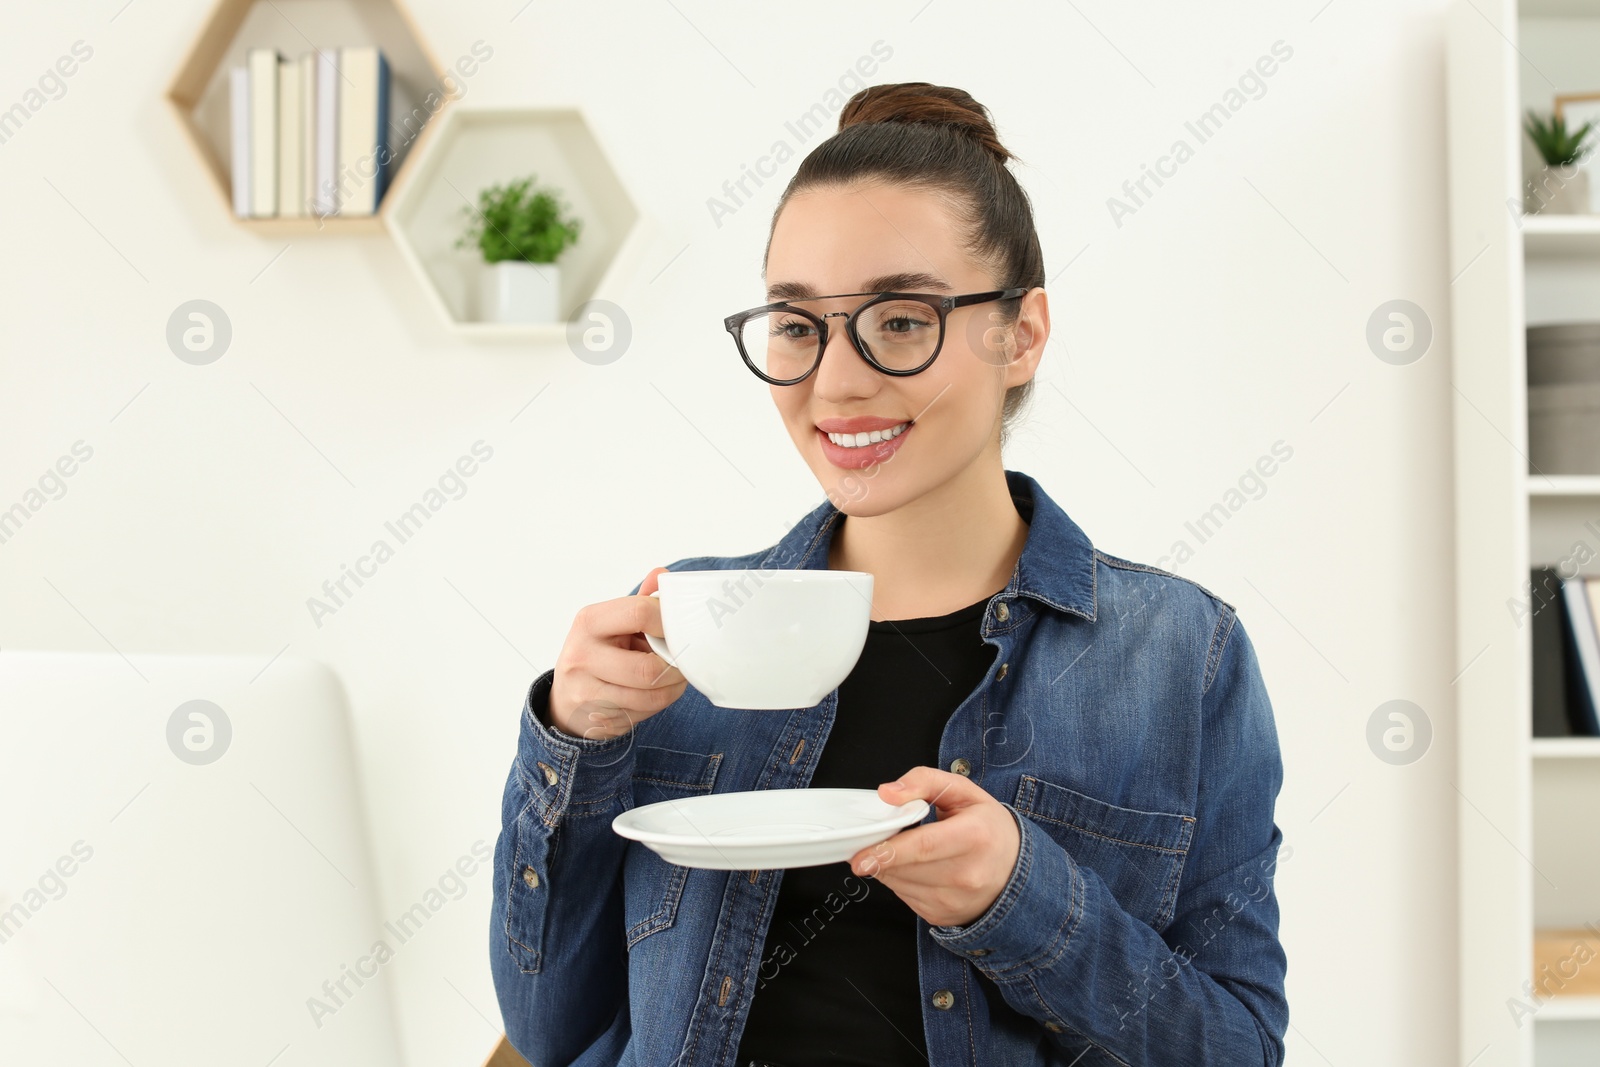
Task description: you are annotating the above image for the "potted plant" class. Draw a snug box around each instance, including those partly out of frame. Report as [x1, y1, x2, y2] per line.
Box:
[1525, 109, 1597, 215]
[455, 175, 582, 323]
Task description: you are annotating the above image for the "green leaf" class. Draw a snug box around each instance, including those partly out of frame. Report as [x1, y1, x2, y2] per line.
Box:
[452, 174, 583, 264]
[1526, 108, 1596, 166]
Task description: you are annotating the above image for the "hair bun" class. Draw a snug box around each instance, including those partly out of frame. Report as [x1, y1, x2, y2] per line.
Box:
[838, 82, 1012, 164]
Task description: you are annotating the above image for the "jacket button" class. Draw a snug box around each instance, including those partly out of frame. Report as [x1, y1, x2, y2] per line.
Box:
[996, 662, 1009, 681]
[995, 602, 1010, 622]
[537, 760, 559, 786]
[969, 947, 989, 956]
[931, 988, 955, 1010]
[521, 866, 540, 889]
[949, 758, 971, 777]
[1045, 1021, 1063, 1033]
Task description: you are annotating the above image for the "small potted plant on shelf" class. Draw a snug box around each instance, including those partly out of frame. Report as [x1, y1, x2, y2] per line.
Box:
[1525, 108, 1597, 215]
[455, 174, 582, 323]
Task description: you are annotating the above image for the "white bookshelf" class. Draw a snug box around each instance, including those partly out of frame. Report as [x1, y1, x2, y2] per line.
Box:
[1448, 3, 1600, 1064]
[1532, 737, 1600, 757]
[1522, 214, 1600, 256]
[164, 0, 448, 234]
[1529, 477, 1600, 496]
[383, 105, 643, 340]
[1537, 997, 1600, 1021]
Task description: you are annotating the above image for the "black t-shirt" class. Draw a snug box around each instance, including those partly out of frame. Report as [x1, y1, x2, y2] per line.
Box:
[735, 592, 999, 1067]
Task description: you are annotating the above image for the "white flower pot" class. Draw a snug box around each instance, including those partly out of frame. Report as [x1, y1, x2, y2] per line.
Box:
[480, 260, 560, 323]
[1527, 161, 1590, 215]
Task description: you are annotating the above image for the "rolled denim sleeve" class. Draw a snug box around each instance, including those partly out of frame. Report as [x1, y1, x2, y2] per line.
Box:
[489, 666, 640, 1065]
[929, 610, 1289, 1066]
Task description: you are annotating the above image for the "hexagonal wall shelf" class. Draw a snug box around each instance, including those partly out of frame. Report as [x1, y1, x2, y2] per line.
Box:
[385, 105, 641, 340]
[166, 0, 449, 234]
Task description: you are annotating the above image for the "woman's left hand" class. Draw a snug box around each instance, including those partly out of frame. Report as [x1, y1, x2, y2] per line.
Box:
[846, 765, 1021, 929]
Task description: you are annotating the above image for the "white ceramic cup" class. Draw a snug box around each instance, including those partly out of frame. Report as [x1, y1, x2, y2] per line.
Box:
[643, 568, 874, 709]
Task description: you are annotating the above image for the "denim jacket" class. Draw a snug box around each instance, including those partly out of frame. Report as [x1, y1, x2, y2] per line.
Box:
[490, 469, 1289, 1066]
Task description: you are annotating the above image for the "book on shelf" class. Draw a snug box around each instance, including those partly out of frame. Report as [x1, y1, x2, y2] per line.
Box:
[313, 48, 339, 218]
[298, 52, 316, 217]
[1532, 567, 1600, 736]
[247, 47, 279, 218]
[225, 44, 396, 220]
[334, 45, 391, 217]
[1564, 575, 1600, 735]
[228, 66, 249, 216]
[275, 54, 301, 217]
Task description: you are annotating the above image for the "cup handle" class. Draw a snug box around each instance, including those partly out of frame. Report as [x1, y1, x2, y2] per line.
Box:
[643, 590, 675, 665]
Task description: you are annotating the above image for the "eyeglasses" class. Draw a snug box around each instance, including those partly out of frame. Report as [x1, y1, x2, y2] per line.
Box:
[724, 288, 1029, 386]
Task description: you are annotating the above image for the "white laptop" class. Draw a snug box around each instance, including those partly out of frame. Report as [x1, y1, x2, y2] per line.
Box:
[0, 650, 401, 1066]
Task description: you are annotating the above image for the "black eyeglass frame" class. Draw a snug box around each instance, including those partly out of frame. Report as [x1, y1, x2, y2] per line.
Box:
[723, 287, 1030, 385]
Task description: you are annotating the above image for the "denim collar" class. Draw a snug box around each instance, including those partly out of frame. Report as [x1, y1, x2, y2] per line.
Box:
[758, 468, 1097, 622]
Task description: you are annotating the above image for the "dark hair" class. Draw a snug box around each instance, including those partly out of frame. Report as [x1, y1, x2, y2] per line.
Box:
[764, 82, 1045, 447]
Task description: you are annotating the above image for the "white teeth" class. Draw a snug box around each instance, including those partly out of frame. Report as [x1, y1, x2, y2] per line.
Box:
[827, 422, 909, 448]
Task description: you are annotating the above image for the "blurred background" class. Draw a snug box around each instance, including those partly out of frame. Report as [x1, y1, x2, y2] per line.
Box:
[0, 0, 1550, 1064]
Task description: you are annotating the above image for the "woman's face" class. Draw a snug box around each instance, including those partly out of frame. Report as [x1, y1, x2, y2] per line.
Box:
[763, 180, 1047, 516]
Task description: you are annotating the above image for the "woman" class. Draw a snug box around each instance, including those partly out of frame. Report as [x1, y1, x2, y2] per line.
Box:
[491, 82, 1288, 1067]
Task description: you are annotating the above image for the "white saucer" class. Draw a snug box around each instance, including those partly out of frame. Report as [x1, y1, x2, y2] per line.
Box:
[611, 787, 930, 870]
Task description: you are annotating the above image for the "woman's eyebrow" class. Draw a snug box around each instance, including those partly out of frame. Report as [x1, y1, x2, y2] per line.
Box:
[765, 271, 954, 302]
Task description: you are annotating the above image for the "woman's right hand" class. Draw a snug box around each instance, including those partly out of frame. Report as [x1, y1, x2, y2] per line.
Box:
[546, 567, 688, 741]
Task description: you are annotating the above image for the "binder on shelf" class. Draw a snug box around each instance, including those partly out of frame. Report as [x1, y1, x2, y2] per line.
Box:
[1560, 575, 1600, 735]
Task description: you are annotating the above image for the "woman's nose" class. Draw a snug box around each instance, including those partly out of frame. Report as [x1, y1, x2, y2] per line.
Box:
[811, 318, 878, 400]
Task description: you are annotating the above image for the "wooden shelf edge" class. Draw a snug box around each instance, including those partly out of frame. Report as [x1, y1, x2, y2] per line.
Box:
[481, 1034, 531, 1067]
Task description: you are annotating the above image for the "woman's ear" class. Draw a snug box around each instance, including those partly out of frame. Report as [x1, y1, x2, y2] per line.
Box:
[1003, 286, 1050, 389]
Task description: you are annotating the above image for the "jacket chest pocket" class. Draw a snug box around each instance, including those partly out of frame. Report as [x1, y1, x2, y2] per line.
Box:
[1012, 774, 1194, 931]
[624, 746, 722, 949]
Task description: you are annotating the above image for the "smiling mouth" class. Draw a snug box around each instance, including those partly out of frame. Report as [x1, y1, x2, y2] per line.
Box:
[823, 421, 911, 448]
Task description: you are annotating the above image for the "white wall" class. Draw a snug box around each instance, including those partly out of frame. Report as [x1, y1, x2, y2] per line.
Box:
[0, 1, 1459, 1063]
